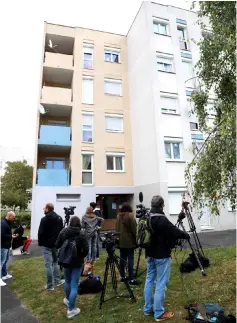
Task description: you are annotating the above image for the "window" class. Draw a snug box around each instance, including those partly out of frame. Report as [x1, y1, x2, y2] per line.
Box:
[82, 153, 93, 184]
[157, 56, 174, 73]
[83, 44, 93, 69]
[227, 200, 236, 212]
[82, 77, 93, 104]
[192, 140, 203, 153]
[104, 49, 120, 63]
[56, 194, 81, 201]
[105, 114, 123, 132]
[153, 20, 169, 35]
[46, 159, 65, 169]
[160, 96, 179, 114]
[207, 102, 216, 118]
[165, 142, 181, 160]
[168, 192, 184, 215]
[177, 26, 188, 50]
[104, 79, 122, 96]
[182, 61, 194, 86]
[82, 113, 93, 142]
[190, 122, 198, 130]
[106, 153, 124, 172]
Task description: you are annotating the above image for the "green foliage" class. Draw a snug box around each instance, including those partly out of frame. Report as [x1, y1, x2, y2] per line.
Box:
[1, 160, 33, 210]
[186, 2, 236, 214]
[1, 211, 31, 228]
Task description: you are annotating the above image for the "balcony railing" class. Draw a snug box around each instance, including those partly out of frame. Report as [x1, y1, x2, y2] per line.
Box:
[41, 86, 72, 105]
[44, 52, 73, 69]
[38, 125, 71, 146]
[37, 169, 70, 186]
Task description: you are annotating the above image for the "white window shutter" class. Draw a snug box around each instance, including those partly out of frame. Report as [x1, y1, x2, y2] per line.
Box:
[160, 97, 179, 111]
[168, 192, 183, 215]
[82, 78, 93, 104]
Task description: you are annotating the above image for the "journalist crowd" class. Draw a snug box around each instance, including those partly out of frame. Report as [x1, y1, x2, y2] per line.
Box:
[1, 195, 190, 321]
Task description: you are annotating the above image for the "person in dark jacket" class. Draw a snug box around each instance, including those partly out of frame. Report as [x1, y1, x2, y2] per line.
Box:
[1, 211, 17, 286]
[143, 195, 190, 322]
[38, 203, 64, 291]
[116, 202, 140, 285]
[56, 216, 89, 319]
[12, 223, 32, 255]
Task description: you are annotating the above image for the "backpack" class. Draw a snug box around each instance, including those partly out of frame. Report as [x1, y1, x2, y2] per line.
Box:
[78, 275, 103, 295]
[58, 238, 78, 265]
[136, 213, 153, 248]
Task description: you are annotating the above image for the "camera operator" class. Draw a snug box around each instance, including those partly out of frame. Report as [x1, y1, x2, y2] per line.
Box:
[115, 203, 140, 286]
[38, 203, 64, 291]
[143, 195, 190, 322]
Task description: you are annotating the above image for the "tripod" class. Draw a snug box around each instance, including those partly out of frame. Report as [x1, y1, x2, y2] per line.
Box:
[176, 201, 207, 276]
[99, 248, 136, 309]
[134, 248, 147, 278]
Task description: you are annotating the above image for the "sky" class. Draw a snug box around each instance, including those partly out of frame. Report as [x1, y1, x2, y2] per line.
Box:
[0, 0, 192, 165]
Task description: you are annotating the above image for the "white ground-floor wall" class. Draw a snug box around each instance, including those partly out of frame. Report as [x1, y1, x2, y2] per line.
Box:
[31, 185, 134, 240]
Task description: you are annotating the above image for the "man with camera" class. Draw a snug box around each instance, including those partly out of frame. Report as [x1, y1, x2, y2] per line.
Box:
[144, 195, 190, 322]
[38, 203, 64, 291]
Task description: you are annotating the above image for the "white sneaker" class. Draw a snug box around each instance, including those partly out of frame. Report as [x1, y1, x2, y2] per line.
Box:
[0, 279, 6, 287]
[63, 298, 69, 307]
[67, 308, 80, 319]
[2, 274, 12, 280]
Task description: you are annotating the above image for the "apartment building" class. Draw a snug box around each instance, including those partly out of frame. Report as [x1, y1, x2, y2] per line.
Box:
[31, 2, 235, 239]
[31, 23, 134, 239]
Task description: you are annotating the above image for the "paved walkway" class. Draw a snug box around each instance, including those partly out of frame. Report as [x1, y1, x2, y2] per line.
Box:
[1, 229, 236, 323]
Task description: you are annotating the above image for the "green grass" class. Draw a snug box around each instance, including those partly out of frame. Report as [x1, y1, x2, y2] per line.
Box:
[9, 246, 236, 323]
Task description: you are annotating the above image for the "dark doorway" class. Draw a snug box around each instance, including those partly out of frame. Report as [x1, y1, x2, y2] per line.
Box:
[96, 194, 133, 230]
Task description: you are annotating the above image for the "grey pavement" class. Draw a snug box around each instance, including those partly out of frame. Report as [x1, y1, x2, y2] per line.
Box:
[1, 229, 236, 323]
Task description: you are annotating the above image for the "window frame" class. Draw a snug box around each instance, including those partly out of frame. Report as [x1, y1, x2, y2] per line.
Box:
[190, 122, 199, 131]
[177, 25, 189, 51]
[153, 18, 169, 36]
[104, 78, 122, 96]
[83, 43, 94, 70]
[81, 152, 94, 185]
[82, 112, 94, 143]
[157, 54, 174, 73]
[82, 76, 94, 105]
[168, 190, 186, 215]
[164, 141, 182, 161]
[106, 152, 125, 173]
[105, 113, 124, 133]
[192, 140, 204, 154]
[104, 48, 121, 63]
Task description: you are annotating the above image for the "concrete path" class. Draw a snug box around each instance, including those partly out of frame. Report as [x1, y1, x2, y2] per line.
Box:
[1, 229, 236, 323]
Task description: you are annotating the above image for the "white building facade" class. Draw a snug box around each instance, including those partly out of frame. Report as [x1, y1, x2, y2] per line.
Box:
[127, 2, 235, 232]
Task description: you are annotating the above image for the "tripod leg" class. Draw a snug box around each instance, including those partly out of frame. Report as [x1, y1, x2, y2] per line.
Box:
[110, 259, 118, 293]
[114, 256, 136, 302]
[134, 248, 142, 278]
[99, 258, 110, 309]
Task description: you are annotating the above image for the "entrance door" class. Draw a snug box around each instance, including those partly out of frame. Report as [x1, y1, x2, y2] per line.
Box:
[200, 207, 211, 230]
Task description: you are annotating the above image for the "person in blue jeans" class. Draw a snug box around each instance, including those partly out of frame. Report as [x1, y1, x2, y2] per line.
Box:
[144, 195, 190, 322]
[56, 216, 89, 319]
[1, 211, 17, 287]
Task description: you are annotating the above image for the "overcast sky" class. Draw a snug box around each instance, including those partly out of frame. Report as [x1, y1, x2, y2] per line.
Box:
[1, 0, 192, 164]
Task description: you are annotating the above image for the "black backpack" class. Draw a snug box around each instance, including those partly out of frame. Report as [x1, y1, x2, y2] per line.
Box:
[58, 238, 78, 265]
[78, 276, 103, 295]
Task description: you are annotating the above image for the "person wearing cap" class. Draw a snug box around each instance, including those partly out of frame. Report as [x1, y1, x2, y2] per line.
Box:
[143, 195, 190, 322]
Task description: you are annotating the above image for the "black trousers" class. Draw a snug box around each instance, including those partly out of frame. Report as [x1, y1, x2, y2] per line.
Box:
[120, 248, 135, 280]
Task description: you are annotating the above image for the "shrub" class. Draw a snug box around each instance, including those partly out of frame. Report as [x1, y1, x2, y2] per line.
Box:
[1, 211, 31, 229]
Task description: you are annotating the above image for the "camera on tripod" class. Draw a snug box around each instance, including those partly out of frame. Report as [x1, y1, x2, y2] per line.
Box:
[136, 192, 150, 219]
[100, 232, 119, 253]
[63, 206, 76, 226]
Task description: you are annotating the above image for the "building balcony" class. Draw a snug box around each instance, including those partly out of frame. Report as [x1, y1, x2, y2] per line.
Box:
[37, 169, 70, 186]
[41, 86, 72, 105]
[44, 52, 73, 69]
[38, 125, 71, 148]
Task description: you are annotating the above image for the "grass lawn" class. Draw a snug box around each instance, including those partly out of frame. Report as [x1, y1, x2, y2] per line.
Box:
[9, 246, 236, 323]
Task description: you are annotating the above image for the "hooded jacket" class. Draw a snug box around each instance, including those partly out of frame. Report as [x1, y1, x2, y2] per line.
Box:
[38, 211, 63, 248]
[55, 226, 89, 268]
[82, 214, 104, 237]
[115, 212, 137, 249]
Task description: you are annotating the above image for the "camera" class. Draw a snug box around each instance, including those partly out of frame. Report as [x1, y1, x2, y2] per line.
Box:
[63, 206, 76, 225]
[100, 232, 119, 254]
[136, 203, 150, 219]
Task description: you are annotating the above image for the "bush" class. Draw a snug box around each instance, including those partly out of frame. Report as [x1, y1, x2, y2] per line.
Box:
[1, 211, 31, 229]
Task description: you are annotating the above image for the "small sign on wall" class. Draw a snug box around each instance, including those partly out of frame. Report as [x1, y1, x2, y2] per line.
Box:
[112, 203, 117, 210]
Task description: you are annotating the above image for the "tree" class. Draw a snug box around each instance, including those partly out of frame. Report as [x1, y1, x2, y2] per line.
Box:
[1, 160, 33, 210]
[186, 2, 236, 215]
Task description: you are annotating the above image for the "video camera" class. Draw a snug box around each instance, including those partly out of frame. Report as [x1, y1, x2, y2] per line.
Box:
[63, 206, 76, 226]
[100, 231, 119, 254]
[136, 192, 150, 219]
